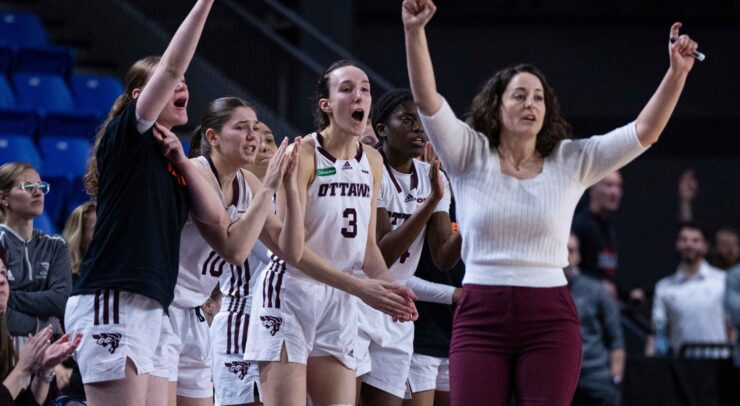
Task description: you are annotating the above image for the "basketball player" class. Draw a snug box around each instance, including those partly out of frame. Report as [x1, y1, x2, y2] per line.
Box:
[245, 61, 418, 406]
[356, 89, 461, 406]
[64, 2, 225, 405]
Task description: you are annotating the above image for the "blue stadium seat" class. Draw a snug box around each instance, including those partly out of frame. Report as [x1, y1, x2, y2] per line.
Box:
[42, 112, 99, 140]
[0, 75, 14, 108]
[0, 108, 38, 137]
[70, 74, 123, 118]
[34, 211, 58, 235]
[39, 137, 90, 179]
[0, 133, 42, 169]
[12, 72, 74, 113]
[39, 136, 91, 226]
[0, 45, 12, 74]
[0, 10, 48, 49]
[14, 46, 75, 76]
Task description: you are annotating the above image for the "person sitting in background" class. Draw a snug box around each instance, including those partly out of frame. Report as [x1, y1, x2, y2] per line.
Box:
[713, 227, 739, 271]
[677, 169, 739, 270]
[725, 263, 740, 378]
[565, 234, 625, 406]
[0, 254, 81, 405]
[572, 171, 644, 303]
[648, 223, 731, 356]
[0, 162, 72, 338]
[62, 201, 97, 284]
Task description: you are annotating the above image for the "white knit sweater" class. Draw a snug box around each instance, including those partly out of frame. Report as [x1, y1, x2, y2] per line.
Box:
[419, 99, 649, 287]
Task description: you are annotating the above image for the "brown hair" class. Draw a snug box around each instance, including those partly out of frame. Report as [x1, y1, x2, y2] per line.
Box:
[195, 97, 255, 158]
[314, 60, 360, 131]
[62, 200, 97, 275]
[0, 162, 36, 223]
[84, 56, 161, 198]
[466, 64, 572, 157]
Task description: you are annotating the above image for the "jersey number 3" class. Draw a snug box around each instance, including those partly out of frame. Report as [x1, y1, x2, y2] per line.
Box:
[341, 208, 357, 238]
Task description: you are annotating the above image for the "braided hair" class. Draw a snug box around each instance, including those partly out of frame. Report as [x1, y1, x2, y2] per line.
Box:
[370, 88, 414, 145]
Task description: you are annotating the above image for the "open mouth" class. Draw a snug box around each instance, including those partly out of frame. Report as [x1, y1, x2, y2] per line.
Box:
[351, 109, 365, 122]
[411, 136, 425, 146]
[174, 97, 187, 108]
[522, 114, 536, 122]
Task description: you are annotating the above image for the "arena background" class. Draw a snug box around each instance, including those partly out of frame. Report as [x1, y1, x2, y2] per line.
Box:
[1, 0, 738, 390]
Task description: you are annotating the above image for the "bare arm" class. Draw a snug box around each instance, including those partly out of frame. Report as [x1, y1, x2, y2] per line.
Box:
[403, 0, 443, 116]
[634, 23, 698, 146]
[136, 0, 214, 123]
[426, 212, 461, 271]
[193, 139, 301, 264]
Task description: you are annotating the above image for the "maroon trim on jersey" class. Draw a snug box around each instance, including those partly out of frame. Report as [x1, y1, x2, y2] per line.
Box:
[94, 289, 120, 325]
[262, 255, 287, 309]
[316, 132, 364, 163]
[381, 151, 418, 193]
[206, 155, 240, 206]
[226, 312, 234, 354]
[94, 291, 100, 325]
[206, 156, 222, 188]
[202, 251, 217, 276]
[112, 289, 120, 324]
[103, 289, 110, 324]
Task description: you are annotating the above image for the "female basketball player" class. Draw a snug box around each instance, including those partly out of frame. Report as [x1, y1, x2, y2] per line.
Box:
[64, 2, 224, 405]
[245, 61, 418, 406]
[356, 89, 461, 406]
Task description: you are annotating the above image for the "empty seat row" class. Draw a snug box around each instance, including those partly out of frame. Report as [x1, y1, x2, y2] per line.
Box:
[0, 72, 122, 118]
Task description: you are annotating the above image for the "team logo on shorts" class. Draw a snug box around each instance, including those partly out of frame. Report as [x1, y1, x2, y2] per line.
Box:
[225, 361, 251, 380]
[260, 315, 283, 336]
[92, 332, 122, 354]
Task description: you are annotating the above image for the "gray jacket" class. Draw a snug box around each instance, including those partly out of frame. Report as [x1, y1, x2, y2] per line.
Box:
[0, 224, 72, 336]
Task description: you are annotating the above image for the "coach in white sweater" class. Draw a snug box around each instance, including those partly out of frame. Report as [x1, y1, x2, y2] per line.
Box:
[402, 1, 700, 405]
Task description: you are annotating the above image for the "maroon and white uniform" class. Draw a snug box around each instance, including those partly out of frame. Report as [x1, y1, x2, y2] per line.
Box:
[166, 156, 250, 399]
[355, 156, 451, 398]
[245, 133, 373, 369]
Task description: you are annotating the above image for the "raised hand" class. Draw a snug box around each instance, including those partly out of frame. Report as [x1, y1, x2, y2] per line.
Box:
[424, 142, 444, 202]
[39, 332, 83, 371]
[261, 138, 290, 192]
[153, 124, 188, 168]
[402, 0, 437, 32]
[668, 22, 698, 74]
[16, 326, 53, 374]
[282, 137, 302, 192]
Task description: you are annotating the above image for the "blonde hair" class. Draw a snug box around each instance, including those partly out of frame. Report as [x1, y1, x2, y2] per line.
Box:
[62, 201, 97, 275]
[0, 162, 36, 223]
[84, 56, 161, 198]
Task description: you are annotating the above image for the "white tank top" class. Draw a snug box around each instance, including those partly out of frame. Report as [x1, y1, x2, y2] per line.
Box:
[279, 132, 374, 282]
[172, 156, 251, 308]
[377, 155, 451, 281]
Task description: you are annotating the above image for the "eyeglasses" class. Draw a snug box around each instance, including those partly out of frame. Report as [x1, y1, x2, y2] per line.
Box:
[18, 181, 50, 194]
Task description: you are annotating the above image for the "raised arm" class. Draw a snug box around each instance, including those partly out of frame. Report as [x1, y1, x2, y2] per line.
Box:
[403, 0, 442, 116]
[634, 22, 698, 146]
[136, 0, 214, 123]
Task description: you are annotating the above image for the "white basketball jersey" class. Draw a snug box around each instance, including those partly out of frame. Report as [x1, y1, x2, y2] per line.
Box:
[378, 156, 451, 281]
[281, 133, 373, 282]
[172, 156, 251, 308]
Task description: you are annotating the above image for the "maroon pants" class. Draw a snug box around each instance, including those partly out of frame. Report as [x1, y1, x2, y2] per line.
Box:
[449, 284, 582, 406]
